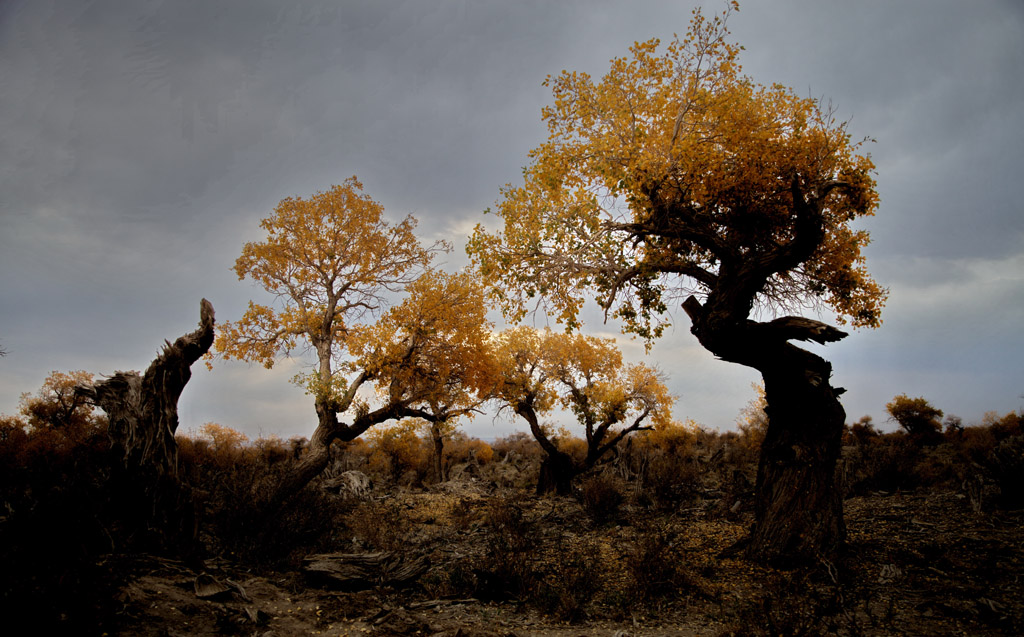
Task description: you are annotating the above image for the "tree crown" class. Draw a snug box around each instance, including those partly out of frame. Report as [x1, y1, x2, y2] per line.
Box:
[467, 3, 885, 342]
[214, 177, 448, 401]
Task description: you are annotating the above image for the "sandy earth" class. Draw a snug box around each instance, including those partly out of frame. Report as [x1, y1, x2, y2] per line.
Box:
[96, 488, 1022, 636]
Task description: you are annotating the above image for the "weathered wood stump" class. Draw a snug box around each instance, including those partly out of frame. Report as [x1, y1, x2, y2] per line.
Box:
[303, 552, 429, 590]
[76, 299, 215, 551]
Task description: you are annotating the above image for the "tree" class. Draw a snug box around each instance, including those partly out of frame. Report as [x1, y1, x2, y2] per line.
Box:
[75, 298, 216, 552]
[214, 179, 449, 506]
[215, 183, 493, 508]
[349, 270, 497, 484]
[467, 4, 885, 562]
[18, 370, 106, 443]
[197, 422, 250, 454]
[493, 327, 674, 494]
[886, 394, 943, 438]
[79, 299, 215, 476]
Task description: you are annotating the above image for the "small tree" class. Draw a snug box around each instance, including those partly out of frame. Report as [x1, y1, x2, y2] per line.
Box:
[886, 394, 943, 438]
[197, 422, 250, 455]
[847, 415, 880, 446]
[18, 370, 106, 443]
[214, 179, 465, 509]
[493, 327, 674, 494]
[349, 270, 496, 484]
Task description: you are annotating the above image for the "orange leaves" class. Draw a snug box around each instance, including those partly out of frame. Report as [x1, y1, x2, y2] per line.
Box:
[214, 178, 449, 400]
[197, 422, 249, 454]
[467, 3, 886, 340]
[492, 327, 675, 440]
[348, 270, 495, 413]
[18, 370, 104, 434]
[885, 394, 944, 437]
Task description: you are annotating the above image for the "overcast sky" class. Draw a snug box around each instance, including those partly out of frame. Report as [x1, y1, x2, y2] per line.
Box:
[2, 0, 1022, 441]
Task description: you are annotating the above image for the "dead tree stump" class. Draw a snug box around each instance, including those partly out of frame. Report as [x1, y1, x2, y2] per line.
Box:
[77, 299, 215, 551]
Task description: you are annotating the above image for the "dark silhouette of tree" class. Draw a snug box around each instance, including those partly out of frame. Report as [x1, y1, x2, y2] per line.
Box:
[886, 394, 943, 438]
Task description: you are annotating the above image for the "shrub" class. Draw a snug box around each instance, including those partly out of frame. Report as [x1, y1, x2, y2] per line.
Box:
[626, 519, 691, 604]
[886, 394, 943, 440]
[444, 432, 494, 469]
[491, 431, 543, 467]
[988, 434, 1024, 509]
[539, 535, 604, 623]
[364, 419, 429, 485]
[177, 432, 345, 567]
[0, 422, 120, 633]
[845, 433, 920, 494]
[579, 473, 623, 524]
[346, 499, 409, 551]
[846, 415, 880, 446]
[644, 449, 702, 511]
[475, 494, 538, 601]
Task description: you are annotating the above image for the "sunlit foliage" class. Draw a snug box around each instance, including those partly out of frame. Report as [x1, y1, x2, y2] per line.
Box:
[14, 371, 106, 445]
[350, 270, 496, 419]
[214, 177, 448, 407]
[196, 422, 250, 454]
[467, 2, 885, 340]
[492, 326, 674, 488]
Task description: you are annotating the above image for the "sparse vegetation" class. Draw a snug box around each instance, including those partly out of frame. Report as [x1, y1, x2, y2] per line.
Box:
[2, 395, 1022, 634]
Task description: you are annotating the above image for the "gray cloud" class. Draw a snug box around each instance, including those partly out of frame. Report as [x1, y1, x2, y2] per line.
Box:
[2, 0, 1022, 437]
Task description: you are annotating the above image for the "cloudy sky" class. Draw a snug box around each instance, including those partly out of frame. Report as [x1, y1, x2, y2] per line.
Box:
[2, 0, 1022, 441]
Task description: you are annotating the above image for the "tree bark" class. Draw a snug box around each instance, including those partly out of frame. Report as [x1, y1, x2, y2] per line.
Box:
[81, 298, 215, 475]
[744, 343, 846, 563]
[431, 423, 446, 483]
[262, 398, 429, 514]
[685, 295, 847, 564]
[76, 298, 215, 552]
[536, 450, 577, 495]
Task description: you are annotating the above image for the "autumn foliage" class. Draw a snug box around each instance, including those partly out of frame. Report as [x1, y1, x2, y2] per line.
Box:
[467, 2, 888, 564]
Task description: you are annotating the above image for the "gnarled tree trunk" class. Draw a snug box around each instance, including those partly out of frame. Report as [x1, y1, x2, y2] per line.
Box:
[686, 296, 848, 564]
[745, 342, 846, 562]
[84, 299, 215, 475]
[263, 397, 429, 514]
[77, 298, 215, 551]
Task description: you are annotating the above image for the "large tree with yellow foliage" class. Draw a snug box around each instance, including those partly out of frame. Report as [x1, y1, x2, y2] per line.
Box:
[215, 180, 490, 508]
[468, 4, 886, 562]
[493, 327, 674, 494]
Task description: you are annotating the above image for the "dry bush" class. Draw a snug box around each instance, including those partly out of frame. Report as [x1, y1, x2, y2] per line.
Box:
[0, 420, 120, 633]
[491, 431, 543, 467]
[625, 519, 693, 605]
[980, 410, 1023, 440]
[475, 493, 539, 601]
[645, 450, 703, 511]
[845, 415, 881, 447]
[421, 560, 477, 599]
[445, 432, 494, 466]
[178, 430, 348, 567]
[345, 499, 410, 551]
[842, 432, 921, 494]
[988, 434, 1024, 509]
[363, 420, 430, 486]
[447, 497, 479, 531]
[579, 472, 623, 524]
[539, 535, 605, 623]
